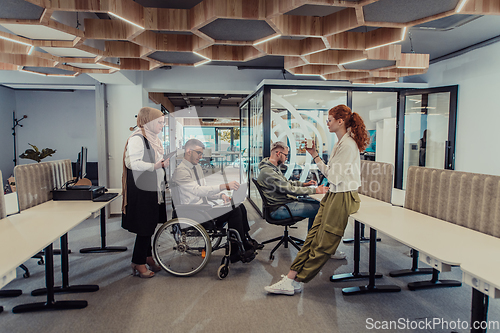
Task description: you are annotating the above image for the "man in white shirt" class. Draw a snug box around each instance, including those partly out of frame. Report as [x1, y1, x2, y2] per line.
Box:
[172, 139, 261, 263]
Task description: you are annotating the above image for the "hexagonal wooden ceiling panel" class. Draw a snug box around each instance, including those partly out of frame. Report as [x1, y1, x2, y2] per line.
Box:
[0, 0, 498, 82]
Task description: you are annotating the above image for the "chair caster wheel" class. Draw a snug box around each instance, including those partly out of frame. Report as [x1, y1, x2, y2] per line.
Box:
[38, 260, 44, 265]
[217, 265, 229, 279]
[269, 255, 275, 260]
[23, 272, 30, 278]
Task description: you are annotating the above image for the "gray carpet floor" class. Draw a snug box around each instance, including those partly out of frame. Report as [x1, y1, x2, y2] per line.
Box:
[1, 201, 499, 333]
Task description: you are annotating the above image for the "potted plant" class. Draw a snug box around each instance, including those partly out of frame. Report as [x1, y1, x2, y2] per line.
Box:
[19, 143, 56, 163]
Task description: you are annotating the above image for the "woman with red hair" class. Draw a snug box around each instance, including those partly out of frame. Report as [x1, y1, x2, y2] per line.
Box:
[265, 104, 369, 295]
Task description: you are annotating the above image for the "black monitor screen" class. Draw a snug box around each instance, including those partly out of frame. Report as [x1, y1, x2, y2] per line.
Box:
[80, 147, 88, 179]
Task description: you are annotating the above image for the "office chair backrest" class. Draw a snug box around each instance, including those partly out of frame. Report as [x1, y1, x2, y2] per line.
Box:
[0, 170, 6, 219]
[358, 160, 394, 204]
[251, 177, 303, 225]
[405, 166, 500, 238]
[15, 159, 72, 211]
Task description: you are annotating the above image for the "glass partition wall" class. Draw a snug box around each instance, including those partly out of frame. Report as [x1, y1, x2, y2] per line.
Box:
[241, 84, 457, 214]
[271, 89, 347, 183]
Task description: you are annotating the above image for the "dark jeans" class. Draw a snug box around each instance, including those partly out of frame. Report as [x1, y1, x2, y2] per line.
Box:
[132, 235, 153, 265]
[270, 197, 320, 231]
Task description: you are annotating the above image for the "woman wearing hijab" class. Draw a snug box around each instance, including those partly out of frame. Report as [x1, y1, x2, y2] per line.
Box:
[122, 107, 168, 278]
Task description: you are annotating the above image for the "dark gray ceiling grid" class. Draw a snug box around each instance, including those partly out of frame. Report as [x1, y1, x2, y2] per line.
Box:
[0, 0, 44, 20]
[363, 0, 460, 23]
[148, 51, 204, 64]
[199, 19, 275, 41]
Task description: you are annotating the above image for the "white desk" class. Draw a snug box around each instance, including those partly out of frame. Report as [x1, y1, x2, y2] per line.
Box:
[0, 209, 92, 313]
[27, 191, 124, 254]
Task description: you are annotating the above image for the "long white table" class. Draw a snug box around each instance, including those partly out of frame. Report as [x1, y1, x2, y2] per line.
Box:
[0, 209, 92, 313]
[27, 192, 125, 254]
[320, 193, 500, 333]
[0, 191, 123, 312]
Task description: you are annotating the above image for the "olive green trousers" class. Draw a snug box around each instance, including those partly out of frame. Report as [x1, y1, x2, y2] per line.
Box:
[290, 191, 360, 283]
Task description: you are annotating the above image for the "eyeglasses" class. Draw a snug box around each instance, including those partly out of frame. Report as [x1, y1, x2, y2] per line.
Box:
[192, 150, 203, 156]
[279, 151, 290, 159]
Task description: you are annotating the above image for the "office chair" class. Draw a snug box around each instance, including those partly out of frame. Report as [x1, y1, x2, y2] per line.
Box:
[251, 178, 305, 260]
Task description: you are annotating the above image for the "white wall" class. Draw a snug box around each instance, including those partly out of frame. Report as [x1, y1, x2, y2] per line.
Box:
[14, 90, 97, 165]
[106, 83, 152, 213]
[420, 42, 500, 175]
[0, 86, 16, 185]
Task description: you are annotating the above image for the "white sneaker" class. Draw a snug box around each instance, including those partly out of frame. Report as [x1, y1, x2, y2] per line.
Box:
[291, 279, 303, 293]
[264, 275, 295, 295]
[331, 251, 346, 260]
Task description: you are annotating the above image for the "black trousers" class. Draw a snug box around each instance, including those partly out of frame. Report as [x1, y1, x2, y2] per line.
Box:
[132, 235, 153, 265]
[217, 205, 252, 251]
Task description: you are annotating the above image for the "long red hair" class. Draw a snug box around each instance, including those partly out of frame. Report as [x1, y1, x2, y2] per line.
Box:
[329, 104, 370, 152]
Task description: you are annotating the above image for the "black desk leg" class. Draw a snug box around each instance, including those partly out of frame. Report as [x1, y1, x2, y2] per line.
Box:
[12, 244, 87, 313]
[80, 207, 127, 253]
[331, 220, 382, 282]
[389, 249, 434, 277]
[31, 234, 99, 296]
[342, 228, 401, 295]
[407, 268, 461, 290]
[343, 223, 381, 244]
[471, 288, 489, 333]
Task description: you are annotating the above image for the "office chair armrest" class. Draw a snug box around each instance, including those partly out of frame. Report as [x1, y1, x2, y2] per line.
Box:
[266, 202, 295, 219]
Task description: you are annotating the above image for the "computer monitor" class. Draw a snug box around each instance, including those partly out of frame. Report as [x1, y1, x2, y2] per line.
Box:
[80, 147, 88, 179]
[75, 147, 88, 180]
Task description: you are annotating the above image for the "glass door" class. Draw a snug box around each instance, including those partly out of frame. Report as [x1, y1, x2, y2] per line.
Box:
[399, 87, 457, 189]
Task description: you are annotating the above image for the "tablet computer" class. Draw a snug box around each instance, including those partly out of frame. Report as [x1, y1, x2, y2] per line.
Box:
[163, 150, 177, 160]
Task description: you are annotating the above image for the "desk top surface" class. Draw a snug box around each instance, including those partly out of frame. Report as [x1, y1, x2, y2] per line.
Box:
[0, 209, 91, 279]
[25, 191, 121, 215]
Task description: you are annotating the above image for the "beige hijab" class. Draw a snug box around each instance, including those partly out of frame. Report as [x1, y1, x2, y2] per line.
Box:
[122, 107, 165, 212]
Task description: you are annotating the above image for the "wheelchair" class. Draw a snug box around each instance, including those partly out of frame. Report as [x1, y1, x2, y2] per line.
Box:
[152, 186, 248, 279]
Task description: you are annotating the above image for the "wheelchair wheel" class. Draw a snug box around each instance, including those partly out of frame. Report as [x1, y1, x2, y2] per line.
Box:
[217, 265, 229, 279]
[153, 218, 212, 277]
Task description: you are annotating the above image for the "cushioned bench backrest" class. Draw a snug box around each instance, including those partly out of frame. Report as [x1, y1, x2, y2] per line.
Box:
[0, 170, 5, 219]
[405, 166, 500, 238]
[15, 159, 72, 211]
[358, 160, 394, 204]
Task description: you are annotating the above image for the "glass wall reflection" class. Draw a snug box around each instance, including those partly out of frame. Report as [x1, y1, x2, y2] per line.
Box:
[352, 91, 397, 166]
[270, 89, 347, 183]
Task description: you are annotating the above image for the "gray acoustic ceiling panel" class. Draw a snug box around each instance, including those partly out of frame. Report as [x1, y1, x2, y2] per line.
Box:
[148, 51, 204, 64]
[153, 31, 193, 35]
[208, 55, 284, 68]
[343, 60, 396, 70]
[199, 19, 275, 41]
[0, 0, 44, 20]
[285, 5, 346, 17]
[363, 0, 460, 23]
[415, 14, 481, 30]
[348, 26, 380, 33]
[279, 36, 307, 40]
[133, 0, 203, 9]
[23, 67, 76, 75]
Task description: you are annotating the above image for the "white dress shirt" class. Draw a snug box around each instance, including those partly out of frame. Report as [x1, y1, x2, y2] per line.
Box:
[172, 159, 221, 205]
[316, 133, 361, 193]
[125, 135, 164, 203]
